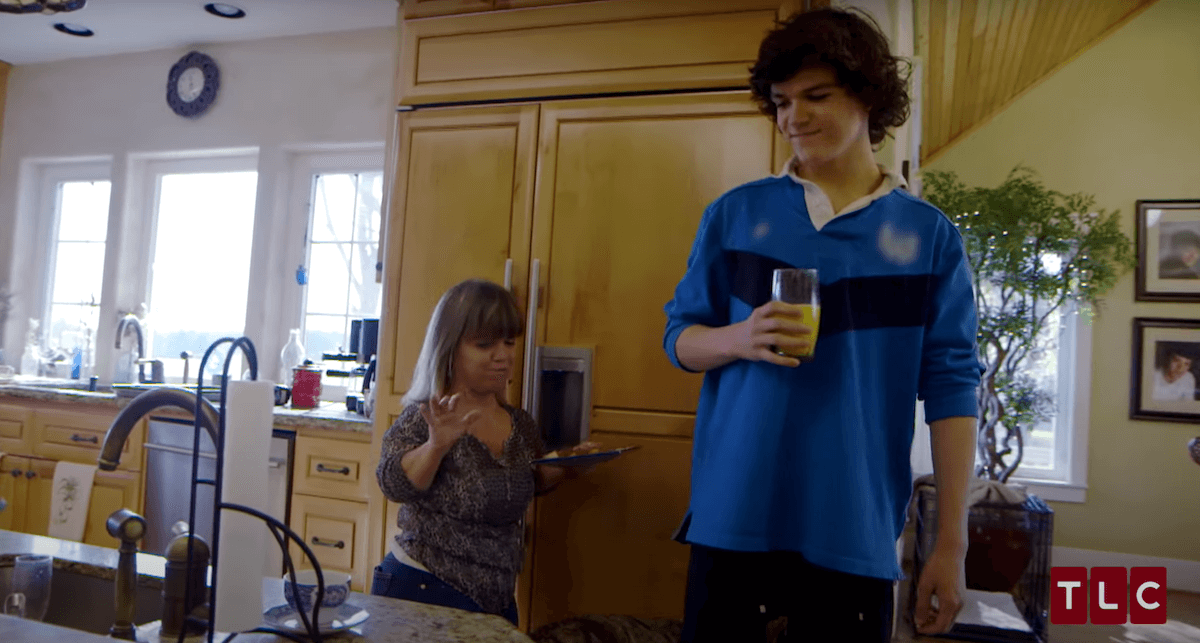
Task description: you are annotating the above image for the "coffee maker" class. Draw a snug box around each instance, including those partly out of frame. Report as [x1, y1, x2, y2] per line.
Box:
[350, 319, 379, 415]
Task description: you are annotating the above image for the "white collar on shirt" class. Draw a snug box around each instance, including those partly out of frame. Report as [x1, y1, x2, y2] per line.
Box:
[776, 157, 907, 232]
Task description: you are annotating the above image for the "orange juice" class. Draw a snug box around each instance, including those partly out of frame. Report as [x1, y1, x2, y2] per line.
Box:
[775, 304, 821, 361]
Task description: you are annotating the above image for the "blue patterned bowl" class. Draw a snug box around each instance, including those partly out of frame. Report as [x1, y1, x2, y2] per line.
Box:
[282, 570, 351, 624]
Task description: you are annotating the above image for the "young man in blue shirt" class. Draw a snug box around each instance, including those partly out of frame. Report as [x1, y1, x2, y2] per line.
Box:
[663, 7, 981, 642]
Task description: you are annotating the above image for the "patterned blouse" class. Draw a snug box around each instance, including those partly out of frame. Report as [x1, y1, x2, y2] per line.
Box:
[376, 402, 544, 615]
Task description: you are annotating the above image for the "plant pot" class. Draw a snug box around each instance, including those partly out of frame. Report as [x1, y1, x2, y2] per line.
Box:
[964, 524, 1033, 593]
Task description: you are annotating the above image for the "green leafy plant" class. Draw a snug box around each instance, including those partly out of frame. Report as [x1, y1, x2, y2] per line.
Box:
[921, 166, 1136, 482]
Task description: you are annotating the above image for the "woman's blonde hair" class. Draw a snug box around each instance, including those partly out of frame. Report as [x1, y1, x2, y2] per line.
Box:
[402, 279, 524, 406]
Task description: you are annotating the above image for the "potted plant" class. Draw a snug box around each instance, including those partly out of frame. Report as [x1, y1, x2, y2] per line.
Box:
[922, 165, 1136, 482]
[918, 166, 1136, 599]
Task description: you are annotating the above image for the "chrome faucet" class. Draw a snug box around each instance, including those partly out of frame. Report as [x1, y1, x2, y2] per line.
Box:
[97, 387, 222, 637]
[115, 314, 164, 384]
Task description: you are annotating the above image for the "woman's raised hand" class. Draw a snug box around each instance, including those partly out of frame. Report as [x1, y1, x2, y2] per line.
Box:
[420, 393, 482, 451]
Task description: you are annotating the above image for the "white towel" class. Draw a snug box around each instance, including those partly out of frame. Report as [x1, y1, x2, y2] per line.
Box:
[47, 461, 97, 541]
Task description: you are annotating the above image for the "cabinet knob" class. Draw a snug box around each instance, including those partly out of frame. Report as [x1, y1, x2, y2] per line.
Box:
[10, 469, 21, 478]
[25, 470, 35, 479]
[0, 498, 7, 512]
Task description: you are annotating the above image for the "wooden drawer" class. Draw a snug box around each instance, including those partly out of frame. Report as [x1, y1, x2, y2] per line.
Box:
[33, 408, 142, 471]
[288, 494, 371, 592]
[0, 404, 35, 455]
[292, 436, 373, 501]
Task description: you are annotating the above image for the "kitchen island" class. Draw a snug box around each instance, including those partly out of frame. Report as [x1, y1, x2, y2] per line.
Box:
[0, 530, 534, 642]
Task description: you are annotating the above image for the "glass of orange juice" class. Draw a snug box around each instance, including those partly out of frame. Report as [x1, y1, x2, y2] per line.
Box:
[771, 268, 820, 362]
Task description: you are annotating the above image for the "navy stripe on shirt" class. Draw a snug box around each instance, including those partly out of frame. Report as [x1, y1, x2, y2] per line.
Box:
[725, 249, 933, 335]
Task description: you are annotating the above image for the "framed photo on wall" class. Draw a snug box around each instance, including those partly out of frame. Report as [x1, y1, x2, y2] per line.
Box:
[1135, 199, 1200, 302]
[1130, 317, 1200, 423]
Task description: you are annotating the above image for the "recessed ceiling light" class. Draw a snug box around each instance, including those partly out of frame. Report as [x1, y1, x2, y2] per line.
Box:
[53, 22, 93, 37]
[204, 3, 245, 19]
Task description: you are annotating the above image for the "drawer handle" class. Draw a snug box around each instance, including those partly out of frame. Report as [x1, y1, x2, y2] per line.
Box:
[311, 537, 345, 549]
[70, 433, 100, 444]
[316, 464, 350, 476]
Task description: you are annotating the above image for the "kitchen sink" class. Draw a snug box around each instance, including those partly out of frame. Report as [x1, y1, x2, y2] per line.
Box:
[0, 377, 113, 394]
[0, 557, 163, 634]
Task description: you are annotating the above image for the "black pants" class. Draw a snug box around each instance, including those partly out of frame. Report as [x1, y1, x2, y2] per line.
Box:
[681, 544, 894, 643]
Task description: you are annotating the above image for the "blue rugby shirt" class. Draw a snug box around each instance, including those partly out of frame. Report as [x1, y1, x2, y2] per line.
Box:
[662, 174, 982, 580]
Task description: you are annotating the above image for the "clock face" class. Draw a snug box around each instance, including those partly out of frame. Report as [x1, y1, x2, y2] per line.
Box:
[177, 67, 205, 103]
[166, 51, 220, 118]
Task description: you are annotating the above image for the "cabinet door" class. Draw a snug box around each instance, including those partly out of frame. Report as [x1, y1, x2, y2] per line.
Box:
[82, 468, 140, 548]
[529, 92, 779, 418]
[383, 104, 538, 403]
[525, 92, 779, 627]
[529, 433, 692, 627]
[22, 457, 56, 537]
[288, 494, 372, 593]
[0, 455, 29, 532]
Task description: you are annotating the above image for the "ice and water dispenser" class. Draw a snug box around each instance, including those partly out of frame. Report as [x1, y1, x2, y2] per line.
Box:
[526, 346, 593, 452]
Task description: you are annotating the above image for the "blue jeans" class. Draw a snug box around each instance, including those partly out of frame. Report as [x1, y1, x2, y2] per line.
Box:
[370, 553, 519, 627]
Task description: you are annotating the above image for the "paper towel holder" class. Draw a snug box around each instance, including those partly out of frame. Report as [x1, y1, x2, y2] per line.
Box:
[172, 336, 335, 643]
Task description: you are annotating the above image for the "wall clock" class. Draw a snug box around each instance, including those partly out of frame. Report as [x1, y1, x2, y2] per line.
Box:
[166, 51, 220, 118]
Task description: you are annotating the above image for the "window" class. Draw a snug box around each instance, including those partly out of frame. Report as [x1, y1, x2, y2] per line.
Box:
[301, 171, 383, 359]
[45, 179, 111, 359]
[143, 163, 258, 380]
[912, 298, 1091, 504]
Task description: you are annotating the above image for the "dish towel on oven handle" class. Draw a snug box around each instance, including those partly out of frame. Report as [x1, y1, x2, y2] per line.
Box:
[47, 460, 97, 541]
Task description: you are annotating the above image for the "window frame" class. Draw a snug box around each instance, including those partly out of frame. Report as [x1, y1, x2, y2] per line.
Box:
[278, 147, 385, 362]
[35, 162, 113, 348]
[911, 311, 1091, 503]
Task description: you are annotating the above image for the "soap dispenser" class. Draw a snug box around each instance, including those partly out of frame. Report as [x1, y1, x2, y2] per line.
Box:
[162, 521, 211, 638]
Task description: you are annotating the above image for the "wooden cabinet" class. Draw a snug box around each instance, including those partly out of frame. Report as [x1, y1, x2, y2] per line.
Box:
[82, 468, 140, 548]
[397, 0, 778, 104]
[383, 103, 538, 403]
[529, 432, 692, 624]
[379, 90, 782, 629]
[402, 0, 594, 19]
[403, 0, 493, 18]
[0, 452, 139, 545]
[0, 455, 54, 536]
[289, 435, 374, 592]
[33, 406, 142, 471]
[0, 403, 34, 455]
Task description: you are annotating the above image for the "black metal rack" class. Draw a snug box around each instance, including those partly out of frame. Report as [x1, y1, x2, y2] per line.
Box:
[174, 336, 332, 643]
[910, 487, 1054, 643]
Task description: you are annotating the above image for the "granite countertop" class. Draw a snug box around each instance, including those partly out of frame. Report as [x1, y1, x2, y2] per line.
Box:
[0, 530, 534, 642]
[0, 379, 371, 435]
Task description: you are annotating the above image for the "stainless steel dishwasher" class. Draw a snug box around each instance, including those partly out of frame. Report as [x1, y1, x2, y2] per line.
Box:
[142, 416, 293, 580]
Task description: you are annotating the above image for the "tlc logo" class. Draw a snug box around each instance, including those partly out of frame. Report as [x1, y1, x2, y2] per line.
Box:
[1051, 567, 1167, 625]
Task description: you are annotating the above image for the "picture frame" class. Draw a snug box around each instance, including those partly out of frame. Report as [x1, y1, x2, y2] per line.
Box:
[1135, 199, 1200, 302]
[1130, 317, 1200, 423]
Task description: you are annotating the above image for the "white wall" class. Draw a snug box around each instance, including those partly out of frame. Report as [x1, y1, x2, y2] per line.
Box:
[0, 26, 396, 373]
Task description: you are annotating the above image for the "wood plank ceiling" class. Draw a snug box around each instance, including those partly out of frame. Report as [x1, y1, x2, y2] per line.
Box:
[915, 0, 1158, 165]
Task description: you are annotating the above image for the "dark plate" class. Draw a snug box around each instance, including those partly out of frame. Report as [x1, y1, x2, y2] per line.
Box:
[532, 445, 640, 467]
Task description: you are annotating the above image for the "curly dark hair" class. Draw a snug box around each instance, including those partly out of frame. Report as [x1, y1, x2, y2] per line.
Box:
[750, 7, 911, 146]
